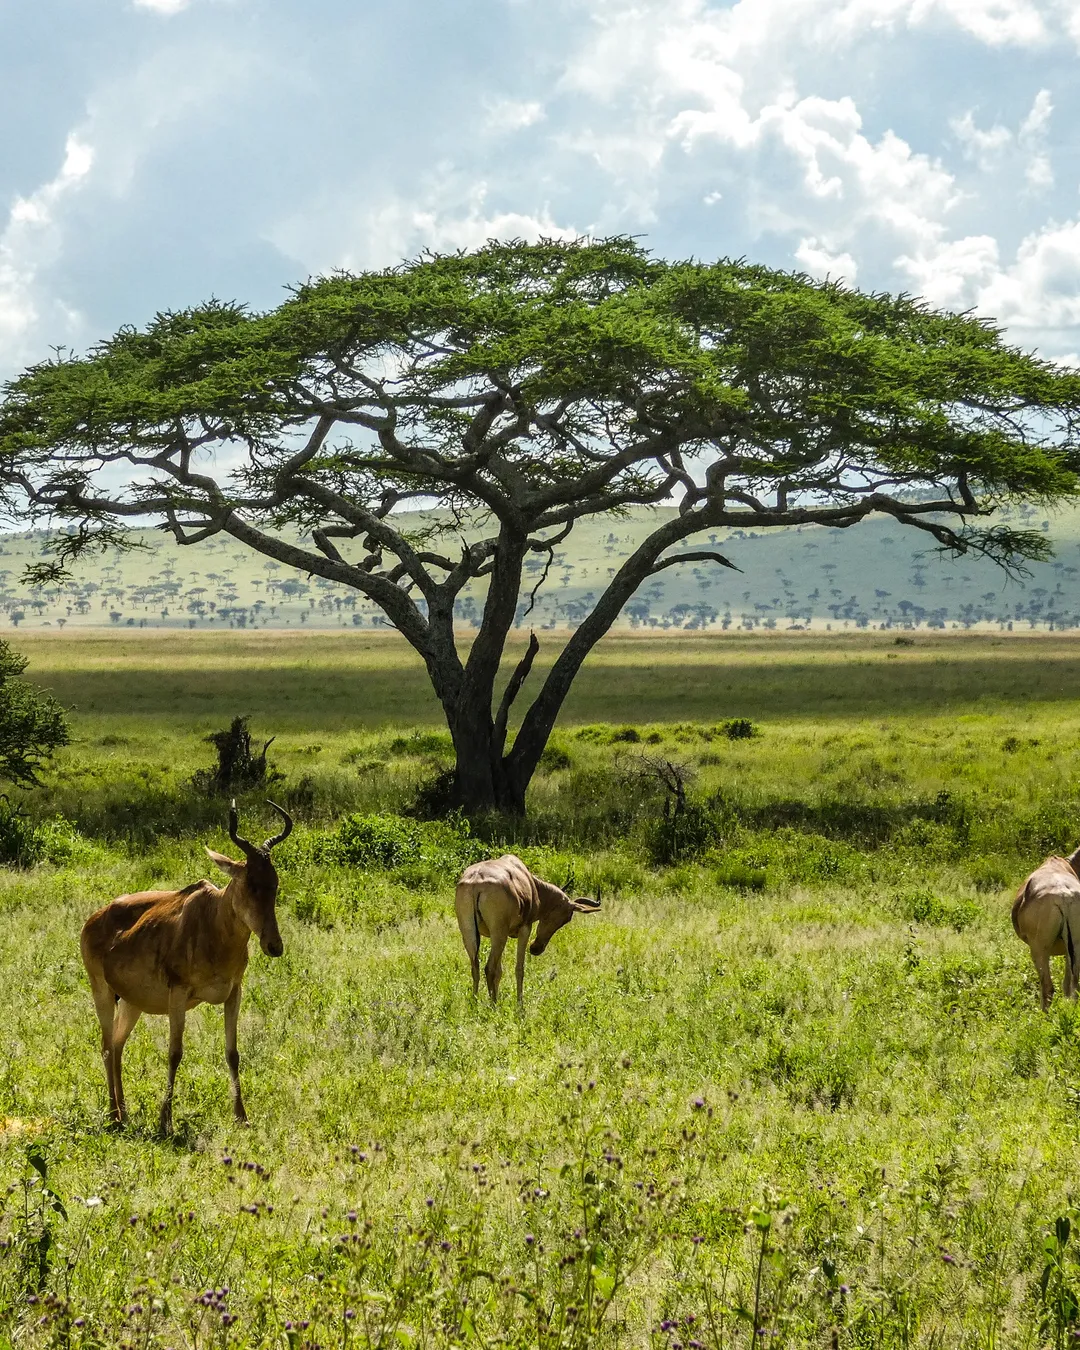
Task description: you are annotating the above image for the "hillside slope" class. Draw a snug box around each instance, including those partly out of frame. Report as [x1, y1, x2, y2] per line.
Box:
[1, 501, 1077, 633]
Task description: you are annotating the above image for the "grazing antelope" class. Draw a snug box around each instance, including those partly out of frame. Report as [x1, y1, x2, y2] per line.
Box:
[1012, 845, 1080, 1010]
[80, 800, 292, 1133]
[455, 854, 601, 1006]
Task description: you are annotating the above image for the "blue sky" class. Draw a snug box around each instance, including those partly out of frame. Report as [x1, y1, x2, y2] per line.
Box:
[4, 0, 1080, 380]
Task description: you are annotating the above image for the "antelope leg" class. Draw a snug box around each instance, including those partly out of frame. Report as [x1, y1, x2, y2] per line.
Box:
[224, 985, 247, 1125]
[159, 987, 187, 1136]
[111, 999, 142, 1123]
[89, 978, 120, 1124]
[515, 926, 530, 1009]
[485, 930, 508, 1004]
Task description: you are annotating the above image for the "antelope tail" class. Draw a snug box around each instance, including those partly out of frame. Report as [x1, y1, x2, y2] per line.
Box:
[473, 893, 482, 959]
[1065, 905, 1079, 985]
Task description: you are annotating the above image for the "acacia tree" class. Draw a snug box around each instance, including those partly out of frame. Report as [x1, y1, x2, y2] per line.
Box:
[1, 237, 1078, 813]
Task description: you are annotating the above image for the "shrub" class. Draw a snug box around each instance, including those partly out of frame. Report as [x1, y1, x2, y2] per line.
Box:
[722, 718, 756, 740]
[192, 716, 281, 795]
[612, 726, 641, 743]
[710, 861, 767, 890]
[0, 803, 94, 867]
[387, 730, 453, 757]
[411, 767, 459, 819]
[539, 742, 573, 771]
[323, 811, 487, 879]
[333, 813, 421, 868]
[895, 889, 980, 931]
[0, 640, 69, 787]
[649, 801, 716, 864]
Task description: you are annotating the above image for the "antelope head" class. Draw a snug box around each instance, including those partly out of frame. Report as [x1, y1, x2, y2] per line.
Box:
[205, 799, 293, 956]
[529, 873, 602, 956]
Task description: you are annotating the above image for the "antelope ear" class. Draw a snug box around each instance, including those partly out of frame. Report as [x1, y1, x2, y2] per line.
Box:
[205, 847, 245, 880]
[571, 895, 601, 913]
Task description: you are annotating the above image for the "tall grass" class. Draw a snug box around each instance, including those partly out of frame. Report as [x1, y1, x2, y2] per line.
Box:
[4, 631, 1080, 1346]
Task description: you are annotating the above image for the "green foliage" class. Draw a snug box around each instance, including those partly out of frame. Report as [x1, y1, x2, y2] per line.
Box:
[0, 640, 68, 788]
[320, 811, 486, 884]
[894, 888, 981, 930]
[0, 802, 92, 867]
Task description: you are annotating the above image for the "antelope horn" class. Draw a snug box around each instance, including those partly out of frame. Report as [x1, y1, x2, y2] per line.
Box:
[563, 863, 576, 894]
[227, 799, 257, 857]
[263, 800, 294, 850]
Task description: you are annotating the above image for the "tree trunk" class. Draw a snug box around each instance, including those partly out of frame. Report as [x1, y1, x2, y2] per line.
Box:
[445, 690, 529, 816]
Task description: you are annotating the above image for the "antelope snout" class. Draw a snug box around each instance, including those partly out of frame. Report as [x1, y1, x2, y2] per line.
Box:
[261, 927, 284, 958]
[529, 940, 546, 957]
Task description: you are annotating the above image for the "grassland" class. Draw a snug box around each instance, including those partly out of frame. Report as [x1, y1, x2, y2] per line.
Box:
[6, 630, 1080, 1348]
[3, 496, 1080, 636]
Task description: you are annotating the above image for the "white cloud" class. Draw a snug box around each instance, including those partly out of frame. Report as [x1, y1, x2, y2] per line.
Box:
[980, 218, 1080, 330]
[0, 134, 94, 363]
[953, 111, 1012, 167]
[795, 237, 859, 283]
[271, 180, 579, 277]
[133, 0, 192, 14]
[952, 88, 1053, 186]
[483, 99, 545, 134]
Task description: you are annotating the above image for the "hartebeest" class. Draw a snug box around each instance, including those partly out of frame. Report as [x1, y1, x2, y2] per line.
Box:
[80, 800, 292, 1133]
[455, 854, 601, 1005]
[1012, 845, 1080, 1010]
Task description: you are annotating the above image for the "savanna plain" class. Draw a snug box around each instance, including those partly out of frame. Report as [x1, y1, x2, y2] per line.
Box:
[7, 630, 1080, 1349]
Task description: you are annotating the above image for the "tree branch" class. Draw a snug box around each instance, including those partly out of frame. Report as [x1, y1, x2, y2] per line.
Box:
[494, 631, 540, 756]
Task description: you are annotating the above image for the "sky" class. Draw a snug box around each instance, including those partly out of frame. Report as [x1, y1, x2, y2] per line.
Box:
[3, 0, 1080, 383]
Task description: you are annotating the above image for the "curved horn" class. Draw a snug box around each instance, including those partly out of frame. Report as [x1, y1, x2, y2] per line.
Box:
[228, 799, 257, 857]
[263, 800, 294, 850]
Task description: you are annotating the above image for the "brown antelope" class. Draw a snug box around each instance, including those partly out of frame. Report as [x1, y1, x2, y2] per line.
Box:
[454, 854, 601, 1006]
[1012, 845, 1080, 1010]
[80, 800, 292, 1133]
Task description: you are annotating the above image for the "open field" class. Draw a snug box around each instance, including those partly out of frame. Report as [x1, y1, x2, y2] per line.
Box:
[7, 631, 1080, 1347]
[4, 498, 1080, 637]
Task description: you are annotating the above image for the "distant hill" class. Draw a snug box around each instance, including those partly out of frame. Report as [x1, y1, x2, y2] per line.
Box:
[1, 501, 1078, 634]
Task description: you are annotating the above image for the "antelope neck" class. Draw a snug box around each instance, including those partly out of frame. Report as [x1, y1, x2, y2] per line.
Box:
[218, 875, 256, 942]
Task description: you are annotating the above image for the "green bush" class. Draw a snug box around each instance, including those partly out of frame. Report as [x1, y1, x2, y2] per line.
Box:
[322, 811, 487, 880]
[0, 803, 95, 868]
[648, 802, 717, 864]
[333, 813, 422, 868]
[539, 742, 573, 771]
[895, 888, 980, 931]
[710, 861, 767, 890]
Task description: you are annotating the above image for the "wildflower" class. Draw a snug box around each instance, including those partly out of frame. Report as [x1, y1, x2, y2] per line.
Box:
[839, 1285, 850, 1295]
[691, 1097, 705, 1111]
[73, 1318, 85, 1328]
[525, 1234, 535, 1246]
[440, 1240, 451, 1251]
[942, 1253, 956, 1265]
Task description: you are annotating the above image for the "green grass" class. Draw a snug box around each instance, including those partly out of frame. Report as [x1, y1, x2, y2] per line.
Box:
[7, 631, 1080, 1347]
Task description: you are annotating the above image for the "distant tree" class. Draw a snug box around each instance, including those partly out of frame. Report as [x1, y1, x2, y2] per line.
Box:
[0, 639, 68, 786]
[2, 237, 1080, 812]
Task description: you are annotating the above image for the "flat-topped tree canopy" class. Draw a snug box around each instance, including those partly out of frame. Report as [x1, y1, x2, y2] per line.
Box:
[2, 236, 1079, 813]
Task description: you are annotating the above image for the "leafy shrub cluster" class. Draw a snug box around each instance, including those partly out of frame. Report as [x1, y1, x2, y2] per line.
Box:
[318, 811, 488, 883]
[894, 888, 981, 931]
[0, 802, 95, 868]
